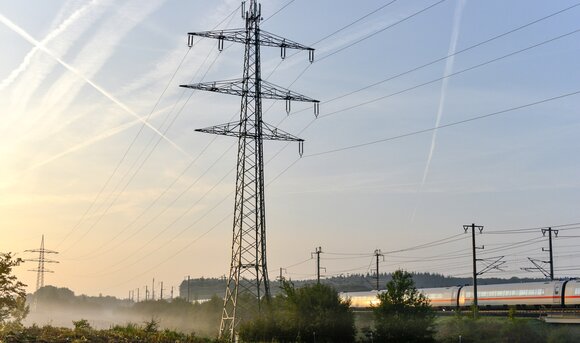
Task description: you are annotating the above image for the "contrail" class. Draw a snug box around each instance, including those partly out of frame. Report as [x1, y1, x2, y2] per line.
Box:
[26, 105, 173, 171]
[412, 0, 466, 222]
[0, 0, 101, 91]
[0, 13, 190, 158]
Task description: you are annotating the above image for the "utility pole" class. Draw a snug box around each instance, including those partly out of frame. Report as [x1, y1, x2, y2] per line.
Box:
[152, 278, 155, 301]
[187, 276, 190, 303]
[542, 227, 558, 280]
[181, 1, 318, 339]
[463, 223, 483, 318]
[278, 268, 286, 281]
[160, 281, 164, 300]
[145, 285, 149, 301]
[311, 247, 324, 284]
[374, 249, 384, 291]
[25, 235, 59, 292]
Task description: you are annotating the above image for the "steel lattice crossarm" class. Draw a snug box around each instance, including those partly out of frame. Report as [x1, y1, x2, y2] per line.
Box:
[180, 79, 320, 116]
[196, 121, 303, 142]
[188, 29, 314, 59]
[180, 79, 319, 102]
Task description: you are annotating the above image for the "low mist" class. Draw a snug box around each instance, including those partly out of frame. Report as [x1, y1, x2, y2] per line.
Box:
[24, 286, 222, 337]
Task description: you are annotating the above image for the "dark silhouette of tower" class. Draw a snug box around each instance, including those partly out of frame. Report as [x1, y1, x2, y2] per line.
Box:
[181, 0, 318, 338]
[25, 235, 59, 292]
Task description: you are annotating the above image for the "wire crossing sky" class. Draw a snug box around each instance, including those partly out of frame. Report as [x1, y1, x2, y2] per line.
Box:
[0, 0, 579, 297]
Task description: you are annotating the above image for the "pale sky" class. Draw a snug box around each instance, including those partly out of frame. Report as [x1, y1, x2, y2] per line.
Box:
[1, 0, 579, 298]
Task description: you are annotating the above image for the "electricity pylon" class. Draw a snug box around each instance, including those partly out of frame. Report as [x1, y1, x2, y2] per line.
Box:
[180, 1, 318, 339]
[25, 235, 59, 292]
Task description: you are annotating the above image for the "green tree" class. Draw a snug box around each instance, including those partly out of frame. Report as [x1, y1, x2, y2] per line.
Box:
[239, 281, 355, 342]
[0, 252, 28, 324]
[373, 269, 435, 342]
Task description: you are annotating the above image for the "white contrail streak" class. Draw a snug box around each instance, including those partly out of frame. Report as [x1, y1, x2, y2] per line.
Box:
[0, 0, 100, 91]
[412, 0, 466, 221]
[0, 13, 191, 158]
[26, 105, 172, 171]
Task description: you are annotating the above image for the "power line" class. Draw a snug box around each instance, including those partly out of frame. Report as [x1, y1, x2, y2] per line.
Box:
[262, 0, 296, 22]
[91, 5, 579, 289]
[95, 0, 457, 278]
[317, 0, 448, 62]
[311, 2, 580, 110]
[264, 0, 399, 79]
[57, 4, 242, 251]
[318, 27, 580, 120]
[305, 88, 580, 157]
[311, 0, 398, 47]
[485, 222, 580, 234]
[56, 48, 193, 251]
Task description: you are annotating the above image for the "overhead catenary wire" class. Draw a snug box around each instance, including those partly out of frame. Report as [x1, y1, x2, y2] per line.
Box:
[484, 222, 580, 234]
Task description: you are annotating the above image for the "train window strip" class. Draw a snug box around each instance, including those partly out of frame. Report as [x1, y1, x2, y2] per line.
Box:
[465, 289, 546, 298]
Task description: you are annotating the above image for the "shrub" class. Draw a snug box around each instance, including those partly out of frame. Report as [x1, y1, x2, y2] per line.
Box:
[239, 281, 355, 342]
[373, 269, 435, 342]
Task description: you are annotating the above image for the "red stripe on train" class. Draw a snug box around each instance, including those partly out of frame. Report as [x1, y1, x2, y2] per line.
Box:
[462, 296, 559, 301]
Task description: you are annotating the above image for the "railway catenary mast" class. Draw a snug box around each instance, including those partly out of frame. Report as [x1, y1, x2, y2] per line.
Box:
[542, 227, 558, 280]
[181, 1, 319, 339]
[464, 223, 483, 317]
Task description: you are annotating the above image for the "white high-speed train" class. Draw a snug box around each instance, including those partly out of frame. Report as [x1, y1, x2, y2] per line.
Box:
[342, 279, 580, 309]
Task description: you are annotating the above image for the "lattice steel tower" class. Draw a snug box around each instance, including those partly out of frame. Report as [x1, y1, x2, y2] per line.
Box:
[180, 0, 319, 338]
[25, 235, 59, 292]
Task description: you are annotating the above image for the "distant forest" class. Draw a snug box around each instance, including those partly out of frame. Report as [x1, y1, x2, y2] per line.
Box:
[178, 272, 548, 300]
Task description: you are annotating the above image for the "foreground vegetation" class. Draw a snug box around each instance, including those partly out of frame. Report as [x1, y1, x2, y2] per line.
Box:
[239, 282, 355, 342]
[3, 315, 580, 342]
[0, 320, 217, 343]
[2, 252, 580, 342]
[435, 316, 580, 343]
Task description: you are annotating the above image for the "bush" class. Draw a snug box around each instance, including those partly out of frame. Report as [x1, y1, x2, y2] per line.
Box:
[373, 270, 435, 342]
[239, 281, 355, 342]
[73, 319, 92, 331]
[0, 322, 214, 342]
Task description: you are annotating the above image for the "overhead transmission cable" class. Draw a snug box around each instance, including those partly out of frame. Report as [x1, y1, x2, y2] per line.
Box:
[317, 0, 447, 62]
[262, 12, 580, 180]
[62, 45, 228, 256]
[262, 0, 296, 22]
[73, 0, 309, 261]
[107, 0, 447, 274]
[67, 38, 239, 259]
[98, 4, 573, 284]
[305, 88, 580, 158]
[56, 41, 192, 251]
[57, 4, 241, 251]
[81, 0, 398, 272]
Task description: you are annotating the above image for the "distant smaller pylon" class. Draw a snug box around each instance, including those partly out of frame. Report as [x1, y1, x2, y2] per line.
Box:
[25, 235, 59, 292]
